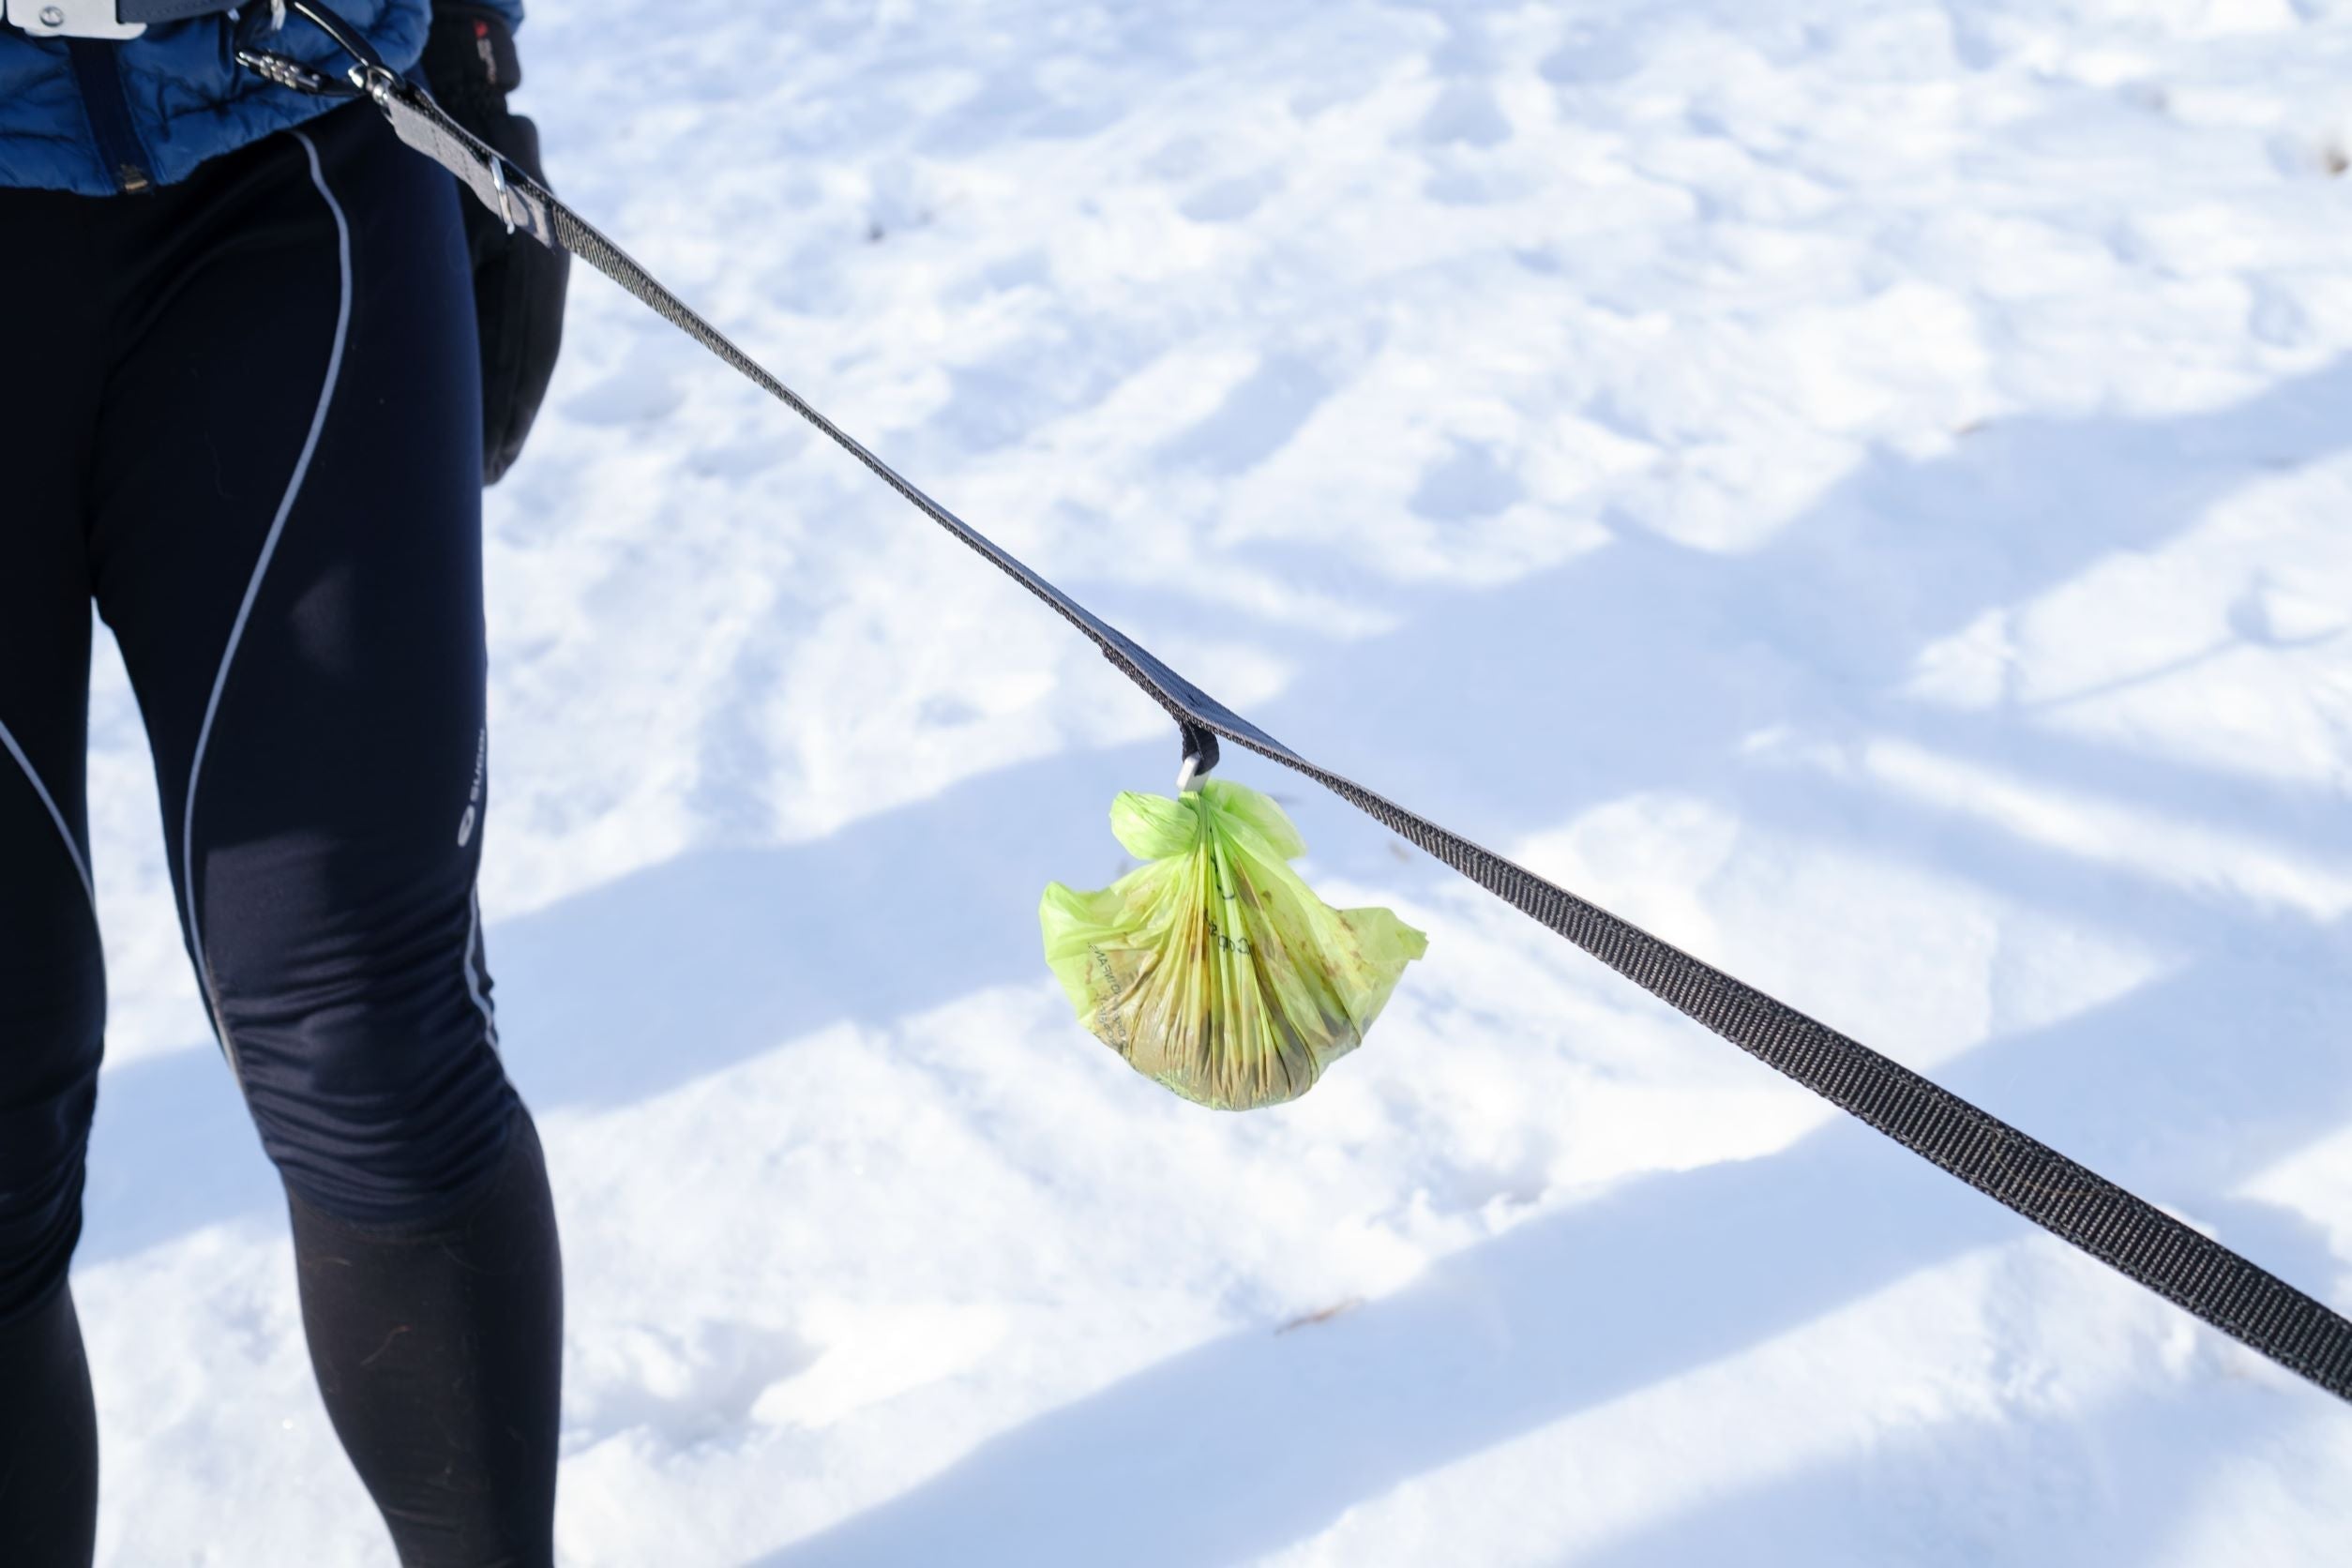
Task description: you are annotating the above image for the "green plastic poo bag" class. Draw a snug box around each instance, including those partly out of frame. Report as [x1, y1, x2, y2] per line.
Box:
[1039, 778, 1427, 1109]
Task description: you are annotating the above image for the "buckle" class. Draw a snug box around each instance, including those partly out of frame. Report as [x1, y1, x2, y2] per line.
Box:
[5, 0, 145, 38]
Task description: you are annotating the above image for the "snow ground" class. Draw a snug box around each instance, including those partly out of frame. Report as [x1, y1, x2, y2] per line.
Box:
[69, 0, 2352, 1561]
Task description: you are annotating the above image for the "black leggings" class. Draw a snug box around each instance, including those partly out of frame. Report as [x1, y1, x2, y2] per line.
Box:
[0, 102, 559, 1564]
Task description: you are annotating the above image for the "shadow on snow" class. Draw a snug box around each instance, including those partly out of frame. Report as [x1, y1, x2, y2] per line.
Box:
[74, 357, 2352, 1559]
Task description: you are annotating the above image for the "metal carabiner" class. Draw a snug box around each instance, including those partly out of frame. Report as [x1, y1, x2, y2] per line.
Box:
[1176, 722, 1219, 793]
[234, 0, 397, 101]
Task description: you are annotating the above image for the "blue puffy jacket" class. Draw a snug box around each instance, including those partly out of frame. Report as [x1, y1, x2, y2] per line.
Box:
[0, 0, 524, 196]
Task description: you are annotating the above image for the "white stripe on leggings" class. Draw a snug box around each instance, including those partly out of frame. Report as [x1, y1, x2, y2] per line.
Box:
[464, 888, 500, 1051]
[0, 716, 97, 913]
[182, 128, 353, 1073]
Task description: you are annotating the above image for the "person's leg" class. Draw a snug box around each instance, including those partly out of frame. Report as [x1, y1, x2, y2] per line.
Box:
[0, 1288, 99, 1567]
[0, 184, 112, 1568]
[286, 1107, 562, 1565]
[87, 105, 560, 1565]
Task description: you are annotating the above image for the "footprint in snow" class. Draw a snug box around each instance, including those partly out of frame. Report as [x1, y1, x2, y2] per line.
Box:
[1181, 171, 1282, 223]
[571, 1319, 818, 1448]
[1157, 352, 1335, 476]
[1421, 83, 1513, 149]
[1410, 440, 1525, 522]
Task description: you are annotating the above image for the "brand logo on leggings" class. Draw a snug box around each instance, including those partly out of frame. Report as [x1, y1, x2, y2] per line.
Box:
[458, 730, 487, 847]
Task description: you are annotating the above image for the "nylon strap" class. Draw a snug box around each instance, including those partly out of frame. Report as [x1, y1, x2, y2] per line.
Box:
[118, 0, 243, 23]
[369, 76, 2352, 1406]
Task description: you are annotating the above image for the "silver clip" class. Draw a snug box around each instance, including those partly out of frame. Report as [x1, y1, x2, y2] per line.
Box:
[489, 155, 518, 237]
[345, 59, 397, 105]
[1176, 754, 1203, 794]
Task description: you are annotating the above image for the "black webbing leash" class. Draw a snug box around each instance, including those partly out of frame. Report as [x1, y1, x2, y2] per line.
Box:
[246, 4, 2352, 1406]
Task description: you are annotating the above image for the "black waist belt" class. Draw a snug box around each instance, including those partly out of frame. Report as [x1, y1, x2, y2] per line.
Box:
[123, 0, 245, 20]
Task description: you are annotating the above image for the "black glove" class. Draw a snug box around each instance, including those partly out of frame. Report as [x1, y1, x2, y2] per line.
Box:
[421, 4, 569, 485]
